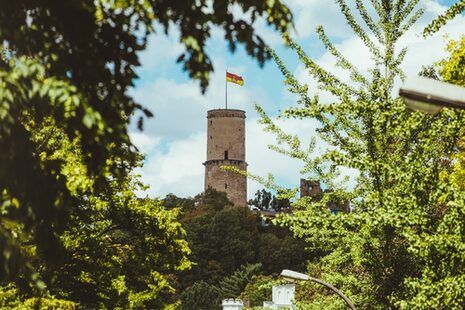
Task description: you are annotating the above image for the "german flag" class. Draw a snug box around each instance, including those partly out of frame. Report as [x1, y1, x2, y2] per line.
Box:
[226, 71, 244, 86]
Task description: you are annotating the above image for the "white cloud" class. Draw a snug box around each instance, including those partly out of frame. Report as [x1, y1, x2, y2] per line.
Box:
[137, 24, 185, 74]
[246, 117, 321, 195]
[130, 78, 207, 140]
[399, 4, 465, 76]
[285, 0, 351, 40]
[294, 34, 374, 103]
[131, 114, 325, 199]
[135, 132, 206, 198]
[129, 132, 160, 155]
[251, 17, 285, 47]
[423, 0, 448, 15]
[129, 0, 465, 200]
[292, 0, 465, 101]
[278, 0, 465, 193]
[130, 59, 260, 142]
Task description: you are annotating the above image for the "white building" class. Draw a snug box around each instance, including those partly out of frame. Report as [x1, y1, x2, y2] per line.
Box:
[222, 284, 295, 309]
[263, 284, 295, 309]
[222, 299, 244, 310]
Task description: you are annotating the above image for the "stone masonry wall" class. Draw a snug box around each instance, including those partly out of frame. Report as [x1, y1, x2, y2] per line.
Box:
[204, 160, 247, 206]
[204, 109, 247, 206]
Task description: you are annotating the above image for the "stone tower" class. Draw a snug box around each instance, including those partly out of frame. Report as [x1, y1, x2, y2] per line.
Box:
[204, 109, 247, 206]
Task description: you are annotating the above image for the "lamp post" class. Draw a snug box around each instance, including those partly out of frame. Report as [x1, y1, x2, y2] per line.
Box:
[399, 76, 465, 113]
[280, 269, 357, 310]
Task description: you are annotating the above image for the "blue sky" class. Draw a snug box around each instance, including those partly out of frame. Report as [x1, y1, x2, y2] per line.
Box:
[129, 0, 465, 200]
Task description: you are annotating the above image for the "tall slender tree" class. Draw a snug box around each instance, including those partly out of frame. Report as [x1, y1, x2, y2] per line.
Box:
[395, 35, 465, 309]
[258, 0, 465, 308]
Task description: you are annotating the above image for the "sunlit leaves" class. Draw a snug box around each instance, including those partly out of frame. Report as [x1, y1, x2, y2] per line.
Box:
[438, 36, 465, 87]
[256, 0, 465, 308]
[423, 0, 465, 37]
[0, 54, 190, 306]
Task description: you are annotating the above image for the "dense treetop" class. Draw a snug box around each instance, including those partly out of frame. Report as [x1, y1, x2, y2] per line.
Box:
[251, 0, 465, 308]
[0, 0, 293, 296]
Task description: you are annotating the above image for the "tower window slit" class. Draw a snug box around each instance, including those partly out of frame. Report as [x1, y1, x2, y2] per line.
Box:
[224, 150, 228, 160]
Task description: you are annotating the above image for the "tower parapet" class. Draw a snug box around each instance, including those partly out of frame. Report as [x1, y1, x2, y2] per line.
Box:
[204, 109, 247, 206]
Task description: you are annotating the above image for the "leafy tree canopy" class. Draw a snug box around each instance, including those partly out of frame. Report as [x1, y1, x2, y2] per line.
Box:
[238, 275, 274, 307]
[0, 0, 293, 290]
[178, 281, 221, 310]
[0, 284, 76, 310]
[395, 35, 465, 309]
[438, 35, 465, 87]
[168, 189, 308, 295]
[423, 0, 465, 36]
[254, 0, 465, 308]
[248, 189, 290, 211]
[0, 121, 191, 308]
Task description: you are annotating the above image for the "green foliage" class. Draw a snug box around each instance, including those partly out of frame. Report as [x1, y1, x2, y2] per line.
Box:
[171, 189, 308, 300]
[0, 0, 293, 290]
[423, 0, 465, 37]
[0, 56, 94, 289]
[50, 129, 190, 309]
[395, 36, 465, 309]
[179, 281, 221, 310]
[182, 205, 260, 284]
[418, 65, 439, 80]
[195, 188, 235, 212]
[248, 189, 290, 211]
[249, 189, 274, 211]
[150, 0, 293, 92]
[256, 231, 308, 275]
[219, 263, 262, 299]
[164, 193, 196, 211]
[0, 119, 191, 308]
[0, 284, 76, 309]
[256, 0, 465, 309]
[51, 193, 191, 309]
[438, 36, 465, 87]
[0, 5, 147, 290]
[239, 275, 274, 307]
[1, 0, 292, 92]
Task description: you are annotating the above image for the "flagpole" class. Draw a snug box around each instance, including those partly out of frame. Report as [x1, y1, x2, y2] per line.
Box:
[225, 69, 228, 110]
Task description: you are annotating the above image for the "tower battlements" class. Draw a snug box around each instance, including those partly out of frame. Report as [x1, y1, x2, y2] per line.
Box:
[207, 109, 246, 119]
[204, 109, 247, 206]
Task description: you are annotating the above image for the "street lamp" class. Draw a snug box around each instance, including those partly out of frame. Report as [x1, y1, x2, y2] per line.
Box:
[280, 269, 357, 310]
[399, 76, 465, 113]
